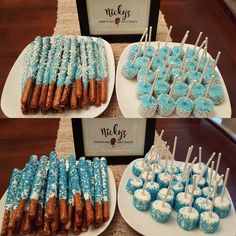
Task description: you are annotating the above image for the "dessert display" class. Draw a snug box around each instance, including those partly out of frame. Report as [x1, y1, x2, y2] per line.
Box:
[21, 36, 108, 115]
[120, 26, 228, 118]
[0, 152, 111, 235]
[124, 130, 233, 234]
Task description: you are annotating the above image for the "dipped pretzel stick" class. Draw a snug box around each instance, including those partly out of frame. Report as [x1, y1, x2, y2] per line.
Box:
[53, 38, 71, 110]
[80, 39, 89, 109]
[35, 184, 46, 227]
[81, 207, 88, 232]
[29, 156, 48, 220]
[73, 210, 81, 234]
[29, 37, 51, 110]
[87, 38, 97, 105]
[45, 151, 58, 220]
[78, 157, 94, 225]
[100, 157, 109, 222]
[97, 38, 108, 104]
[70, 83, 78, 109]
[51, 205, 60, 234]
[87, 160, 95, 207]
[1, 169, 22, 236]
[46, 36, 64, 109]
[60, 37, 78, 107]
[75, 40, 83, 100]
[21, 37, 42, 110]
[58, 157, 68, 224]
[93, 157, 103, 225]
[39, 37, 57, 113]
[69, 155, 83, 222]
[16, 155, 38, 221]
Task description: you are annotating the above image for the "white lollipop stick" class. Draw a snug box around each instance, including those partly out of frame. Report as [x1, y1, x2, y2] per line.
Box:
[208, 161, 215, 191]
[183, 146, 194, 174]
[163, 63, 174, 82]
[163, 175, 175, 207]
[214, 153, 221, 180]
[132, 44, 142, 63]
[157, 41, 160, 56]
[176, 30, 189, 57]
[159, 129, 165, 140]
[189, 175, 197, 212]
[213, 51, 221, 70]
[164, 145, 170, 174]
[143, 34, 148, 58]
[196, 152, 216, 186]
[144, 63, 149, 85]
[186, 80, 196, 98]
[148, 26, 152, 46]
[171, 136, 178, 167]
[182, 156, 198, 179]
[205, 75, 215, 99]
[199, 147, 202, 169]
[151, 153, 158, 184]
[149, 69, 159, 100]
[143, 162, 152, 194]
[148, 48, 158, 71]
[165, 25, 173, 47]
[196, 47, 205, 72]
[193, 32, 203, 50]
[221, 168, 230, 201]
[181, 47, 189, 69]
[159, 141, 167, 168]
[184, 166, 191, 198]
[139, 28, 148, 44]
[204, 37, 208, 57]
[162, 48, 171, 71]
[169, 77, 177, 97]
[199, 58, 210, 84]
[193, 39, 206, 60]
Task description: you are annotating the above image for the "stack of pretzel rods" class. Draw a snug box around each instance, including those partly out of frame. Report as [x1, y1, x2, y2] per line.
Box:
[21, 35, 108, 115]
[1, 152, 110, 235]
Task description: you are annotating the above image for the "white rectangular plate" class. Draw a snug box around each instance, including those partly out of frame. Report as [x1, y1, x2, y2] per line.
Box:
[118, 159, 236, 236]
[116, 42, 232, 118]
[0, 167, 116, 236]
[1, 36, 115, 118]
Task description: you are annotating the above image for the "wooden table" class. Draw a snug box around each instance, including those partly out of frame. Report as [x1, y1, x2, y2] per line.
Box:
[0, 0, 236, 117]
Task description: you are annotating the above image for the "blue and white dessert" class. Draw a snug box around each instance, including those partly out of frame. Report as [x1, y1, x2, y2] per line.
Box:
[121, 60, 139, 80]
[133, 189, 151, 211]
[175, 97, 193, 118]
[186, 70, 201, 85]
[126, 177, 143, 195]
[213, 196, 231, 218]
[186, 59, 197, 72]
[193, 97, 214, 118]
[157, 94, 176, 117]
[199, 211, 220, 234]
[194, 197, 212, 214]
[138, 94, 158, 117]
[145, 45, 155, 59]
[207, 83, 224, 105]
[149, 200, 172, 223]
[177, 206, 199, 231]
[132, 159, 145, 177]
[136, 81, 152, 100]
[146, 182, 160, 201]
[168, 56, 182, 68]
[174, 192, 191, 212]
[171, 46, 184, 59]
[171, 182, 184, 197]
[190, 83, 206, 101]
[136, 57, 150, 70]
[155, 80, 170, 98]
[187, 185, 202, 200]
[157, 172, 171, 188]
[137, 68, 155, 84]
[152, 56, 164, 71]
[157, 188, 175, 207]
[172, 81, 189, 100]
[160, 46, 171, 59]
[190, 174, 206, 189]
[128, 44, 142, 60]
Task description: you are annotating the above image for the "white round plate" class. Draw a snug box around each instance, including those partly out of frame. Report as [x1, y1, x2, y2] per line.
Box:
[0, 167, 116, 236]
[118, 158, 236, 236]
[116, 42, 232, 118]
[1, 36, 115, 118]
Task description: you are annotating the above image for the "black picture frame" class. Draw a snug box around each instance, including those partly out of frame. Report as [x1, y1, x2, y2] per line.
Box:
[75, 0, 160, 43]
[71, 118, 156, 164]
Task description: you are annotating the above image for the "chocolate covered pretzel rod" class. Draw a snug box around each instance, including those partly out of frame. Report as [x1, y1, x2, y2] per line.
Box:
[97, 38, 108, 104]
[29, 155, 48, 220]
[29, 37, 51, 110]
[46, 36, 64, 109]
[45, 151, 58, 220]
[68, 155, 83, 223]
[86, 38, 97, 105]
[16, 155, 38, 221]
[100, 157, 109, 222]
[78, 157, 94, 225]
[39, 37, 57, 113]
[35, 184, 46, 227]
[60, 36, 78, 107]
[1, 169, 21, 236]
[93, 157, 103, 225]
[21, 37, 43, 111]
[58, 157, 68, 224]
[80, 39, 89, 109]
[53, 37, 71, 110]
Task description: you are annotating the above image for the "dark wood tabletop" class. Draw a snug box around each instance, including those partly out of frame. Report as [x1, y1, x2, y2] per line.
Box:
[0, 118, 235, 206]
[0, 0, 235, 117]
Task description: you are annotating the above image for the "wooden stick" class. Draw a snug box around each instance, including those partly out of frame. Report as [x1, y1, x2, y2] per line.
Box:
[181, 47, 189, 70]
[143, 34, 148, 58]
[148, 26, 152, 46]
[182, 156, 198, 179]
[183, 146, 194, 174]
[176, 30, 189, 57]
[208, 161, 215, 191]
[188, 176, 197, 212]
[204, 37, 208, 57]
[148, 69, 159, 100]
[148, 48, 158, 71]
[165, 26, 173, 47]
[142, 162, 152, 194]
[199, 58, 210, 84]
[184, 166, 191, 198]
[210, 178, 219, 217]
[157, 41, 160, 56]
[132, 44, 142, 64]
[221, 168, 230, 201]
[169, 77, 177, 97]
[214, 153, 221, 180]
[163, 175, 174, 207]
[171, 136, 178, 168]
[193, 32, 203, 50]
[213, 51, 221, 71]
[205, 76, 215, 99]
[186, 81, 196, 98]
[163, 63, 174, 82]
[193, 39, 206, 60]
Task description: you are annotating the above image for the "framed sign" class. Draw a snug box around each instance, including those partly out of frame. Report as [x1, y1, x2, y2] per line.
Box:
[76, 0, 160, 42]
[72, 118, 156, 164]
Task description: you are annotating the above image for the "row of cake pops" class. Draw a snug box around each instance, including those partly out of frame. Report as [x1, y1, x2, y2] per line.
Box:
[137, 69, 218, 118]
[126, 132, 231, 234]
